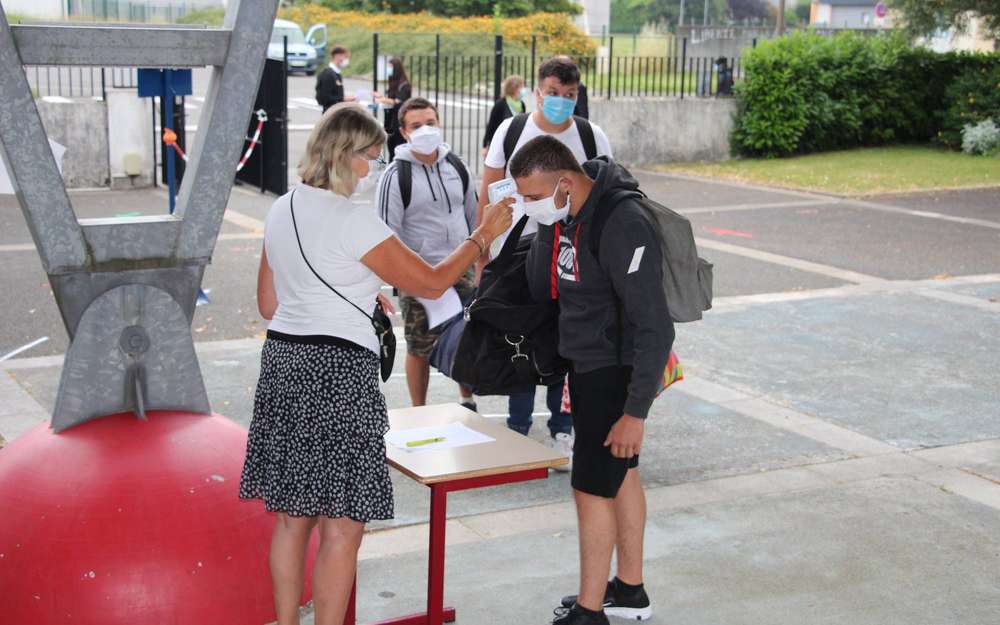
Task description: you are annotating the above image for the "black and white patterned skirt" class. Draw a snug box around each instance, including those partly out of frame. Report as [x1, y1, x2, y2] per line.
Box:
[239, 331, 394, 522]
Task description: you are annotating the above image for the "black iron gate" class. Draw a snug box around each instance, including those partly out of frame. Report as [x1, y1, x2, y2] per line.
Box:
[236, 58, 288, 196]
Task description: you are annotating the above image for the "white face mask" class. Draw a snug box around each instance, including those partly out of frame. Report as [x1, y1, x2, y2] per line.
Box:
[407, 125, 442, 155]
[521, 178, 569, 226]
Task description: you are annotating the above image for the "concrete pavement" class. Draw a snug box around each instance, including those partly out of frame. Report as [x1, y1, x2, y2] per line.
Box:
[1, 172, 998, 624]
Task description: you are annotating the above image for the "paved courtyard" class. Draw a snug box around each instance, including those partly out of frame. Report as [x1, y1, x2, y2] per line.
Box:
[1, 173, 998, 624]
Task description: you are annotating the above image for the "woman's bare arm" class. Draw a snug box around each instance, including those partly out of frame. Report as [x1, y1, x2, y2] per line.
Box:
[363, 197, 514, 298]
[257, 245, 278, 320]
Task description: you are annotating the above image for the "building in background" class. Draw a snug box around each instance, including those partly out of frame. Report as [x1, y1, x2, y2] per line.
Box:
[810, 0, 892, 29]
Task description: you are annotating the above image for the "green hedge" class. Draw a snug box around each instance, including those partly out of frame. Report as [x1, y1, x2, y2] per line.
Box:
[731, 32, 1000, 158]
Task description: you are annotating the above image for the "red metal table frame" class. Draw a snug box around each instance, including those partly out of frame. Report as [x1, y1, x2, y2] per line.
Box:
[343, 467, 550, 625]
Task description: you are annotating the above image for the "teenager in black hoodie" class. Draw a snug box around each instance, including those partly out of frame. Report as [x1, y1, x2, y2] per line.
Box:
[515, 136, 674, 625]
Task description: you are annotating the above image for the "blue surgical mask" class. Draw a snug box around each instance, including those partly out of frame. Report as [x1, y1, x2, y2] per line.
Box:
[542, 95, 576, 125]
[387, 66, 394, 78]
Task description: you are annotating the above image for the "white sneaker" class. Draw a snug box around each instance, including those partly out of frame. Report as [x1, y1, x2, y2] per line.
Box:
[548, 432, 574, 472]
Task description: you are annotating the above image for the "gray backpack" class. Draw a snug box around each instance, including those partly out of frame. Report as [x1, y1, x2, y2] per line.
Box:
[590, 189, 713, 322]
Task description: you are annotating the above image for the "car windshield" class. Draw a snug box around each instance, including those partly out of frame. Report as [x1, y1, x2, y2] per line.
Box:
[271, 27, 305, 45]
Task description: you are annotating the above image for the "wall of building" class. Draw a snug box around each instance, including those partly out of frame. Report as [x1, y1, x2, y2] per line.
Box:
[36, 97, 110, 189]
[590, 97, 738, 166]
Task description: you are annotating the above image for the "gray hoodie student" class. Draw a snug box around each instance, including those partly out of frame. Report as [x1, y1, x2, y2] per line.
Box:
[376, 143, 477, 265]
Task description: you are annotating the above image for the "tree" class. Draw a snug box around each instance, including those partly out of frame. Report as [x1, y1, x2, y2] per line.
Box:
[728, 0, 770, 22]
[888, 0, 1000, 37]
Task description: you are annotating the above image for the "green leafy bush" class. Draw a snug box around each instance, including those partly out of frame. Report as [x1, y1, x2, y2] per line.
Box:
[732, 32, 1000, 158]
[940, 60, 1000, 148]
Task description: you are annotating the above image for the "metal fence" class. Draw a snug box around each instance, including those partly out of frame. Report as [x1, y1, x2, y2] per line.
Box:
[24, 66, 138, 99]
[65, 0, 206, 22]
[374, 34, 746, 175]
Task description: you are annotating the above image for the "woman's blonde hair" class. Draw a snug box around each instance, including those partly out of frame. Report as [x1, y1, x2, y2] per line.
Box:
[298, 103, 386, 196]
[502, 74, 525, 98]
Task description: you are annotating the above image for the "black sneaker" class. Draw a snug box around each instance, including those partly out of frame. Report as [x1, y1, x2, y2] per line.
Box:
[459, 401, 477, 412]
[560, 578, 653, 621]
[552, 603, 610, 625]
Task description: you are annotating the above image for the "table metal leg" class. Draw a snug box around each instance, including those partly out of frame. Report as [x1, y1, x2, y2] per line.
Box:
[427, 483, 454, 624]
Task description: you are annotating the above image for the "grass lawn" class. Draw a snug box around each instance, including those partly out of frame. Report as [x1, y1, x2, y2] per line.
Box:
[658, 145, 1000, 196]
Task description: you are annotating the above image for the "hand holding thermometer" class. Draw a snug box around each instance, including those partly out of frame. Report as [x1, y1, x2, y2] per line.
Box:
[406, 436, 447, 448]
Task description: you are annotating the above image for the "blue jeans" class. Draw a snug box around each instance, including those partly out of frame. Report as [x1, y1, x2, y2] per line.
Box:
[507, 382, 572, 438]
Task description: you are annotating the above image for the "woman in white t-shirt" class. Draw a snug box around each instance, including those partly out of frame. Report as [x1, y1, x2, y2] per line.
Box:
[239, 103, 513, 625]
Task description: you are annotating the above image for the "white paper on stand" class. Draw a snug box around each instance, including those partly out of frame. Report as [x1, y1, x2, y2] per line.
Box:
[0, 139, 66, 195]
[385, 422, 495, 453]
[416, 287, 463, 330]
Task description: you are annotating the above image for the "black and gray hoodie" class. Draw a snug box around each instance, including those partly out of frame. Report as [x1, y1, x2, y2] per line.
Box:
[527, 157, 674, 419]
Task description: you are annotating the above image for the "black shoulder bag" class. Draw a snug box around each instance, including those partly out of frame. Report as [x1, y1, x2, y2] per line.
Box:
[289, 190, 396, 382]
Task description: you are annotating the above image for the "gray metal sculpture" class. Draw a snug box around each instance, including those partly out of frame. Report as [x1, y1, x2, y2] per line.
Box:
[0, 1, 279, 431]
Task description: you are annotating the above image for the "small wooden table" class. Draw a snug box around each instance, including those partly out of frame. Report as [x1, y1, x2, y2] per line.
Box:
[344, 404, 568, 625]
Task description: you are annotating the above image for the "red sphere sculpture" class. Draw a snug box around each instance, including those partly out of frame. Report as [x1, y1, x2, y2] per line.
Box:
[0, 411, 317, 625]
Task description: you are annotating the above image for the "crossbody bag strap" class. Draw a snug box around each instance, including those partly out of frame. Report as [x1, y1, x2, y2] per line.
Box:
[289, 189, 375, 324]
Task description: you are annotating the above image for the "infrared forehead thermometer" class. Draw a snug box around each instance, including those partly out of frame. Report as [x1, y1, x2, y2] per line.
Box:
[487, 178, 518, 205]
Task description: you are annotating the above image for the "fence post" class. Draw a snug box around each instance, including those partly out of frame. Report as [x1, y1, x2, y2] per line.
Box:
[530, 35, 537, 89]
[434, 34, 440, 109]
[607, 35, 614, 100]
[680, 37, 687, 99]
[493, 35, 503, 102]
[372, 33, 379, 97]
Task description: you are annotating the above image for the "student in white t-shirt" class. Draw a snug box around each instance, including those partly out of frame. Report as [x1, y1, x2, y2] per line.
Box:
[475, 56, 612, 468]
[240, 103, 513, 625]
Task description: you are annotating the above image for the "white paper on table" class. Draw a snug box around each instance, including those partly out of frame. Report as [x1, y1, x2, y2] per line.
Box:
[416, 287, 463, 330]
[385, 422, 495, 453]
[0, 139, 66, 195]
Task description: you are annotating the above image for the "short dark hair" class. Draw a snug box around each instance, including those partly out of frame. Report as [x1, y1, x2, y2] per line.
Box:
[509, 136, 584, 179]
[398, 97, 438, 126]
[330, 45, 349, 57]
[537, 56, 580, 87]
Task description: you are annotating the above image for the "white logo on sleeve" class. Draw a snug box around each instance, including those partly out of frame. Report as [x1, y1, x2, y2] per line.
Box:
[627, 246, 645, 274]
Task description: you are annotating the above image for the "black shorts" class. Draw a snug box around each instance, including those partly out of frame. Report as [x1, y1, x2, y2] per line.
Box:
[568, 365, 639, 499]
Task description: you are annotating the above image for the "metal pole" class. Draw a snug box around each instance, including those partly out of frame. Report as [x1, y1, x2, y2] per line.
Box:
[493, 35, 502, 102]
[434, 34, 440, 110]
[704, 0, 709, 25]
[777, 0, 786, 35]
[162, 72, 176, 215]
[607, 36, 614, 100]
[372, 33, 379, 98]
[679, 0, 686, 30]
[530, 35, 537, 89]
[680, 37, 687, 100]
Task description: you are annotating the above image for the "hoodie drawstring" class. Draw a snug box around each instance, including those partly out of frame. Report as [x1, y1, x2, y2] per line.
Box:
[421, 165, 437, 202]
[435, 164, 454, 215]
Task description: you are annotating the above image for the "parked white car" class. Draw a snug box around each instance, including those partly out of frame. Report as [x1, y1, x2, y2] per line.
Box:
[268, 19, 327, 75]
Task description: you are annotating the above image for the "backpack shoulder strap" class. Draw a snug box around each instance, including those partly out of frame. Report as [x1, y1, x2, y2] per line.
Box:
[574, 116, 598, 161]
[503, 113, 530, 169]
[396, 159, 412, 210]
[588, 189, 645, 262]
[444, 152, 470, 197]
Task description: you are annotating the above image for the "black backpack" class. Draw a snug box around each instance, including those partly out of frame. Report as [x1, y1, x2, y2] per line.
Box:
[395, 152, 470, 210]
[451, 216, 568, 394]
[502, 113, 597, 167]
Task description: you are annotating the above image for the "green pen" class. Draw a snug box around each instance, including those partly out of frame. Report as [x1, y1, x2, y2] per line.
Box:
[406, 436, 446, 448]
